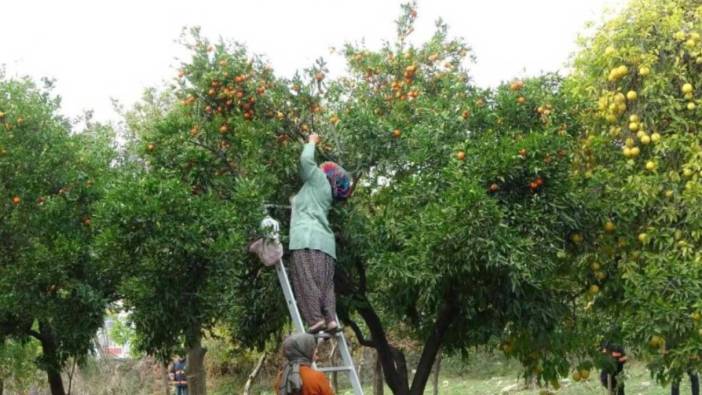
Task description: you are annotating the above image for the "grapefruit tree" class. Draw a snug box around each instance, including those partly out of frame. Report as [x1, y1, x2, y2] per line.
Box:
[569, 0, 702, 385]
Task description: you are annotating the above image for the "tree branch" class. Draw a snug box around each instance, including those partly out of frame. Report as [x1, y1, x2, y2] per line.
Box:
[352, 253, 367, 293]
[408, 287, 458, 395]
[243, 352, 267, 395]
[185, 139, 238, 175]
[357, 297, 409, 394]
[346, 317, 376, 348]
[349, 173, 363, 198]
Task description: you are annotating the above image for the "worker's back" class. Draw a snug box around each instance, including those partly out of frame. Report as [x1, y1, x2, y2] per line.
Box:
[275, 365, 334, 395]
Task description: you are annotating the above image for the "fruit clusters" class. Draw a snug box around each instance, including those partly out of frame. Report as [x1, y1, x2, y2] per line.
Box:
[590, 260, 607, 281]
[528, 176, 543, 191]
[509, 79, 524, 91]
[682, 83, 696, 110]
[607, 65, 628, 82]
[386, 63, 421, 102]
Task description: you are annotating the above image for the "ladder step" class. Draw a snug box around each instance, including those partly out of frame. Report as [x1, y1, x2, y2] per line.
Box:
[318, 366, 354, 373]
[315, 329, 344, 338]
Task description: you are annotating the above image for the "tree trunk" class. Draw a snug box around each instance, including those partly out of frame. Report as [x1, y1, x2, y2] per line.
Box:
[335, 263, 409, 394]
[357, 302, 409, 395]
[161, 362, 171, 395]
[0, 378, 4, 395]
[38, 322, 66, 395]
[355, 290, 456, 395]
[336, 262, 456, 395]
[67, 359, 76, 395]
[432, 350, 442, 395]
[46, 362, 66, 395]
[243, 352, 267, 395]
[186, 330, 207, 395]
[373, 350, 384, 395]
[408, 297, 456, 395]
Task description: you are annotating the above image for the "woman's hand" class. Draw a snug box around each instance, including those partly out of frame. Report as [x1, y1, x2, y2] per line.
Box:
[308, 133, 320, 144]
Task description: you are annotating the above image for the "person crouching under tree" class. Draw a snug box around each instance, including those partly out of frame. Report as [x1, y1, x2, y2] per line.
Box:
[600, 341, 627, 395]
[275, 333, 334, 395]
[289, 133, 352, 334]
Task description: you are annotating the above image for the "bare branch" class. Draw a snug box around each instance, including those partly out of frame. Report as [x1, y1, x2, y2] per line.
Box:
[346, 317, 376, 348]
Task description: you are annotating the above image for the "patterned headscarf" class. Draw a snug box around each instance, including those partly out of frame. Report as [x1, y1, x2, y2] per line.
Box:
[320, 161, 352, 201]
[278, 333, 316, 395]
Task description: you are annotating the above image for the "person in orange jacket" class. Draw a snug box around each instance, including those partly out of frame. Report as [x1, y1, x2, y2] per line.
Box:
[275, 333, 334, 395]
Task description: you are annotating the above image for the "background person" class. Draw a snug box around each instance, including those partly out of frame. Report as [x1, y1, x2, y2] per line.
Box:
[170, 356, 188, 395]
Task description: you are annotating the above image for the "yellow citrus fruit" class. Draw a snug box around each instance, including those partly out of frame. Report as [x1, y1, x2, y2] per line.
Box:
[604, 221, 616, 233]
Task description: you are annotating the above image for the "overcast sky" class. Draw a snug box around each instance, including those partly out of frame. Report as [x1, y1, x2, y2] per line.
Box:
[1, 0, 625, 125]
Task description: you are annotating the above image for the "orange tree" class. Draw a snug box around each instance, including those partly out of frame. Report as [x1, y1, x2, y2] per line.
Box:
[93, 28, 312, 395]
[0, 76, 116, 395]
[312, 4, 597, 393]
[568, 0, 702, 385]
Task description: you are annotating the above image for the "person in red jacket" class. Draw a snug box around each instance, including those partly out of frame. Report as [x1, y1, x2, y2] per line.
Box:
[275, 333, 334, 395]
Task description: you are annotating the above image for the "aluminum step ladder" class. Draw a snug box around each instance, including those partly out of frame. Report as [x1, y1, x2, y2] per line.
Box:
[261, 214, 364, 395]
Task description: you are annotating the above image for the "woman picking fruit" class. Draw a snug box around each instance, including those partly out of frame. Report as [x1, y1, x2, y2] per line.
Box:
[289, 133, 352, 334]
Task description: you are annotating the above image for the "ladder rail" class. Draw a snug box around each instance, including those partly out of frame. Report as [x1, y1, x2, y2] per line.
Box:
[334, 327, 364, 395]
[275, 259, 306, 334]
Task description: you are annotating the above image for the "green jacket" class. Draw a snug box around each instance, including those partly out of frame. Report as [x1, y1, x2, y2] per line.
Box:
[289, 143, 336, 259]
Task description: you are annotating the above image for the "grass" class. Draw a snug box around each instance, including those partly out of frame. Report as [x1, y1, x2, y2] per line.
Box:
[238, 355, 694, 395]
[63, 352, 694, 394]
